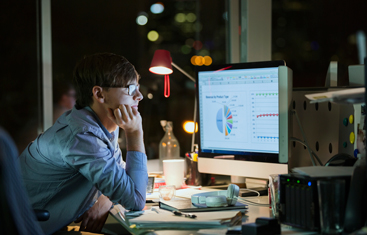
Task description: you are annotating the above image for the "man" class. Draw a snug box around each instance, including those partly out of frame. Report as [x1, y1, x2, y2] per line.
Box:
[19, 53, 147, 234]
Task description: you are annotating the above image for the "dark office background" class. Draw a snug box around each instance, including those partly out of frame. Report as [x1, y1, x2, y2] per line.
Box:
[1, 0, 366, 158]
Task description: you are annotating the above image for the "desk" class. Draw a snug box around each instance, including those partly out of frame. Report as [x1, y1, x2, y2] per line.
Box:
[101, 195, 316, 235]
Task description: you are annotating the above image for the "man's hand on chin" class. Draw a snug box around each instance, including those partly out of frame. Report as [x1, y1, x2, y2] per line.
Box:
[74, 194, 113, 233]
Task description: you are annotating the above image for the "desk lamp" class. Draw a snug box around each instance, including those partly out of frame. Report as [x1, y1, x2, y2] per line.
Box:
[149, 49, 196, 97]
[149, 49, 197, 152]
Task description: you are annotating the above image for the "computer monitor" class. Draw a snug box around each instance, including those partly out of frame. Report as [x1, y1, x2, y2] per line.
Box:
[196, 61, 292, 180]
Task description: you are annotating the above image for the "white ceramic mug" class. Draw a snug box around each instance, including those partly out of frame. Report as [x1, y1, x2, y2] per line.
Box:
[163, 159, 185, 189]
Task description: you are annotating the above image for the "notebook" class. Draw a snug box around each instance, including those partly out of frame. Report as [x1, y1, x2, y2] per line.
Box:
[159, 197, 248, 212]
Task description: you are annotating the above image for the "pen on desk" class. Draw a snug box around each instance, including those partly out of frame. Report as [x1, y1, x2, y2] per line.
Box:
[117, 211, 125, 221]
[151, 207, 159, 214]
[173, 210, 197, 218]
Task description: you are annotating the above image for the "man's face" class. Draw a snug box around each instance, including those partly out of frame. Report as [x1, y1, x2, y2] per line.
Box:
[102, 80, 143, 111]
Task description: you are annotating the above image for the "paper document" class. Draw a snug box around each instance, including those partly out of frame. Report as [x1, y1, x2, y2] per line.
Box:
[305, 87, 364, 104]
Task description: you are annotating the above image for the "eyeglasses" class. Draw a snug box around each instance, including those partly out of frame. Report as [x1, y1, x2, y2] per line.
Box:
[104, 84, 140, 96]
[124, 84, 140, 96]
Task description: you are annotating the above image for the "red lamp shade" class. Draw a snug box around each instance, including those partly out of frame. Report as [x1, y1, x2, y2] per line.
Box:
[149, 50, 173, 75]
[149, 49, 173, 97]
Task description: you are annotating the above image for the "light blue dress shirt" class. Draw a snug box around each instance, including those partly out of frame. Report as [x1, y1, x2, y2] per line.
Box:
[19, 106, 148, 234]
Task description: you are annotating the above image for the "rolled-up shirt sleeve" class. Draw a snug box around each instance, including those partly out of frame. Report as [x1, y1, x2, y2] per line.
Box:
[124, 151, 148, 210]
[63, 132, 148, 211]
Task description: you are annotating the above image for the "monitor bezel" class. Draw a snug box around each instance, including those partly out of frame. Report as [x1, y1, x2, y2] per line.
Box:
[195, 60, 287, 164]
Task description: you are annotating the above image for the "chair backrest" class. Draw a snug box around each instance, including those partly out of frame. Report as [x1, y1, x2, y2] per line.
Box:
[0, 127, 44, 235]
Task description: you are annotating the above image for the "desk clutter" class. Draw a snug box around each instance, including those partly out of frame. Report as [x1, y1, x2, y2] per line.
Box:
[110, 184, 251, 231]
[112, 190, 246, 230]
[127, 207, 243, 229]
[142, 164, 367, 234]
[145, 173, 203, 201]
[144, 156, 367, 234]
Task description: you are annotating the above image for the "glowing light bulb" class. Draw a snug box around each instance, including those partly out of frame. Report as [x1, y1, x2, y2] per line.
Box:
[149, 66, 173, 75]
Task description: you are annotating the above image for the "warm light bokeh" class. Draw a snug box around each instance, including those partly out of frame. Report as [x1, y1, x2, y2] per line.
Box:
[203, 56, 212, 66]
[147, 30, 159, 41]
[183, 121, 198, 134]
[190, 55, 212, 66]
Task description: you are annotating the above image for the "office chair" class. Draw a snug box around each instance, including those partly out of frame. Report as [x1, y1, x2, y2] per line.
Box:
[0, 127, 45, 235]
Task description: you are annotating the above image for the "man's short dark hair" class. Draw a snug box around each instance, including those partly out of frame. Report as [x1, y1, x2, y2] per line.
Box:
[73, 53, 138, 108]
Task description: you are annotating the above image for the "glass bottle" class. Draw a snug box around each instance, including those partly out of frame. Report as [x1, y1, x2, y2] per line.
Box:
[159, 120, 180, 172]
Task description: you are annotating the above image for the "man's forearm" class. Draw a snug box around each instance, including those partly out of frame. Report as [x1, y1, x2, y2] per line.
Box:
[124, 151, 148, 211]
[125, 131, 145, 153]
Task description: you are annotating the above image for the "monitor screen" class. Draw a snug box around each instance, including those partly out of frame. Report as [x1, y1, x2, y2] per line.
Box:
[196, 61, 292, 179]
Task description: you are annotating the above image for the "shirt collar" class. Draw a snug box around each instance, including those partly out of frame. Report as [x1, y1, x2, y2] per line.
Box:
[84, 106, 113, 140]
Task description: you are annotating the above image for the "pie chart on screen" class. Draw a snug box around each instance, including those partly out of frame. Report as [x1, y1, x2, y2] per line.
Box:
[216, 105, 233, 136]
